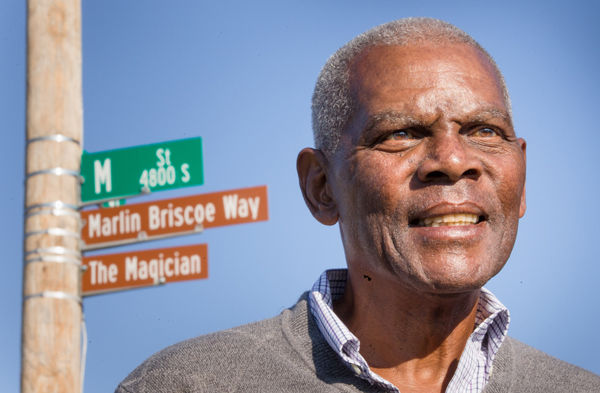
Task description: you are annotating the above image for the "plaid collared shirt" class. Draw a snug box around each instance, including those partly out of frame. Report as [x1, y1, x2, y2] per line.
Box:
[308, 269, 510, 393]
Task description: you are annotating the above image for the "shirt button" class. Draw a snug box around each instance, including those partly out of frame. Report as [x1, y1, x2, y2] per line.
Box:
[351, 364, 362, 375]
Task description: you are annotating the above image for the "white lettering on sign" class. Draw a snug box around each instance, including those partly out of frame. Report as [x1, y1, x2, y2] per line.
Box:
[125, 252, 201, 281]
[88, 260, 118, 285]
[156, 148, 172, 166]
[139, 147, 191, 190]
[81, 187, 267, 246]
[88, 209, 141, 238]
[222, 194, 260, 220]
[147, 202, 215, 230]
[181, 163, 190, 183]
[139, 166, 176, 189]
[94, 158, 112, 194]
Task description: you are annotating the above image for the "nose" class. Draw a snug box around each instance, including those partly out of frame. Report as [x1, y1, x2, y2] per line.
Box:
[417, 132, 482, 183]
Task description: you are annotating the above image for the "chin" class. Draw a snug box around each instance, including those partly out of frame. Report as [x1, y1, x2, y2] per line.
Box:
[392, 256, 506, 295]
[420, 277, 490, 294]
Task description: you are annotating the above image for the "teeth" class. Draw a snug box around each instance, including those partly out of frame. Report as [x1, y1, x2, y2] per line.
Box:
[420, 214, 479, 227]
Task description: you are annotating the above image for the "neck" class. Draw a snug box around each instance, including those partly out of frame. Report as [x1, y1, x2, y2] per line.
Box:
[333, 268, 480, 392]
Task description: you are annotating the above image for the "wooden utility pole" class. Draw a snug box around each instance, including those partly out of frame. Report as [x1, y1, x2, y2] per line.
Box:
[22, 0, 83, 392]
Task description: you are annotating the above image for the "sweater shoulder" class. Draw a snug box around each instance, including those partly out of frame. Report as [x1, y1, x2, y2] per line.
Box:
[491, 336, 600, 393]
[116, 312, 290, 393]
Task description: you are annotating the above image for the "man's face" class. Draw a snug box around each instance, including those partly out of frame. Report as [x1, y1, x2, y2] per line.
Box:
[327, 43, 526, 293]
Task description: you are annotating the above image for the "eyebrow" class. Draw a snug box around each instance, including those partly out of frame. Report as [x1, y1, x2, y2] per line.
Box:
[363, 107, 513, 134]
[464, 108, 513, 126]
[364, 111, 422, 134]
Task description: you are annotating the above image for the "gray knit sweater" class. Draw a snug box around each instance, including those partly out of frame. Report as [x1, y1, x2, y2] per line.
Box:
[116, 293, 600, 392]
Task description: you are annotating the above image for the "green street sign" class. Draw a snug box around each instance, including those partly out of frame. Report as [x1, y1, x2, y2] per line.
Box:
[101, 199, 126, 208]
[81, 137, 203, 203]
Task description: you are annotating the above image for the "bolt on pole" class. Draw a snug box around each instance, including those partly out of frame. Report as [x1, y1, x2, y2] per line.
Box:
[22, 0, 84, 392]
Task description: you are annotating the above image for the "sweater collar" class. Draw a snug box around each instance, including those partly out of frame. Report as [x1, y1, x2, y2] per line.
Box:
[307, 269, 510, 392]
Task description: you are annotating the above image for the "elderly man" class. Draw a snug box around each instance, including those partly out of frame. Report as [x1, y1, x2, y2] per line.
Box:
[116, 18, 600, 393]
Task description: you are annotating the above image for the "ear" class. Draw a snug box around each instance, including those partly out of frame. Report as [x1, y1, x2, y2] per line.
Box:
[296, 148, 339, 225]
[518, 138, 527, 218]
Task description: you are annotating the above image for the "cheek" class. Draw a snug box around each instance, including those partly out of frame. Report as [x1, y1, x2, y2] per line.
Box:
[352, 153, 416, 208]
[335, 155, 409, 245]
[483, 156, 525, 262]
[491, 159, 526, 218]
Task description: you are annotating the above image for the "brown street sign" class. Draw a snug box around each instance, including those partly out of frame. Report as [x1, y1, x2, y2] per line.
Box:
[82, 244, 208, 296]
[80, 185, 268, 250]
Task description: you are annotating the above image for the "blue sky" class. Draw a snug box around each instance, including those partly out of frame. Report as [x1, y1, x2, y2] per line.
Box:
[1, 1, 599, 392]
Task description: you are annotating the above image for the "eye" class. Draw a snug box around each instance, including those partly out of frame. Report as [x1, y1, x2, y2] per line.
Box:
[387, 129, 417, 140]
[372, 127, 422, 151]
[472, 127, 500, 138]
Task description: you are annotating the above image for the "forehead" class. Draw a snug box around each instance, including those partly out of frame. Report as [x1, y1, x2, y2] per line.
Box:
[347, 43, 507, 123]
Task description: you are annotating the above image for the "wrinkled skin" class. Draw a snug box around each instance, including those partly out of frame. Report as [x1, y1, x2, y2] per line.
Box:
[297, 42, 528, 391]
[300, 43, 526, 294]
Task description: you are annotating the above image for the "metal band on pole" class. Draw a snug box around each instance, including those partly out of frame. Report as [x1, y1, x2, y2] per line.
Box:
[26, 200, 80, 212]
[25, 247, 81, 258]
[26, 167, 81, 179]
[27, 134, 81, 145]
[25, 200, 81, 220]
[26, 208, 81, 219]
[24, 291, 82, 305]
[25, 227, 81, 239]
[25, 255, 82, 267]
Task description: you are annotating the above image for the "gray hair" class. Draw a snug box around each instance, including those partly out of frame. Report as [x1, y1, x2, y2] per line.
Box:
[311, 17, 511, 154]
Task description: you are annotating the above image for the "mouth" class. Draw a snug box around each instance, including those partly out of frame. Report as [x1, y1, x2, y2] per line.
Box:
[410, 213, 486, 227]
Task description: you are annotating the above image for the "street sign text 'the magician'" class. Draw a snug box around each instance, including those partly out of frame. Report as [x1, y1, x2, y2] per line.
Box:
[80, 137, 203, 203]
[82, 244, 208, 296]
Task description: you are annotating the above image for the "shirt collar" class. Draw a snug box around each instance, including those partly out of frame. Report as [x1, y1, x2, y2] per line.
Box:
[308, 269, 510, 392]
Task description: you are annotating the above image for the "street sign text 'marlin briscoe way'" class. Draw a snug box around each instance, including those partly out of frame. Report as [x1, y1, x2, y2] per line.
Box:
[80, 137, 204, 203]
[80, 185, 269, 250]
